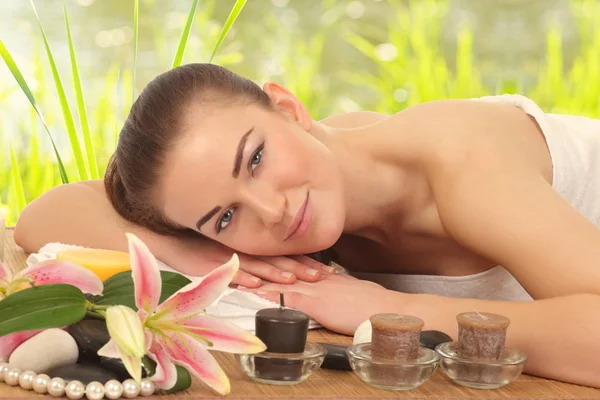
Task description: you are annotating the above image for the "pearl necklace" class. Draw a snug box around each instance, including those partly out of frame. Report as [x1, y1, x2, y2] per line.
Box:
[0, 363, 155, 399]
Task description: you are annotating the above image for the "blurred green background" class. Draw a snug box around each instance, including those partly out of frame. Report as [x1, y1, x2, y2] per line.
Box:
[1, 0, 599, 225]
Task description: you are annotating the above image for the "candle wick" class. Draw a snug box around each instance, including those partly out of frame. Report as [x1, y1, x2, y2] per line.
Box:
[280, 292, 285, 309]
[474, 309, 487, 320]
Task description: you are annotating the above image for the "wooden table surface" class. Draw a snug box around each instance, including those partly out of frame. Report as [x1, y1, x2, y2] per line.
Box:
[2, 227, 600, 399]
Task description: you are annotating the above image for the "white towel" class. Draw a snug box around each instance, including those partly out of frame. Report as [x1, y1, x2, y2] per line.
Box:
[26, 243, 320, 333]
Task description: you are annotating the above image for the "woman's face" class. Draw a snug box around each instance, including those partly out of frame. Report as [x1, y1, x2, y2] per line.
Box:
[157, 84, 346, 256]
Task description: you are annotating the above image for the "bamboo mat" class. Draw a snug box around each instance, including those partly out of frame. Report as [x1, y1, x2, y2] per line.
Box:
[3, 227, 600, 400]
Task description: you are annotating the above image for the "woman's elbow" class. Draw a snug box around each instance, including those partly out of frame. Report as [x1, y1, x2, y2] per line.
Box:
[13, 182, 95, 253]
[14, 197, 44, 252]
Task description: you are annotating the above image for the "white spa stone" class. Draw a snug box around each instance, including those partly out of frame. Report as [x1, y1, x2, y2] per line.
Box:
[353, 319, 373, 345]
[9, 329, 78, 374]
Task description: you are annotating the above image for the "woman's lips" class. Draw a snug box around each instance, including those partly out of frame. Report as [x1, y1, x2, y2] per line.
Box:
[285, 193, 311, 240]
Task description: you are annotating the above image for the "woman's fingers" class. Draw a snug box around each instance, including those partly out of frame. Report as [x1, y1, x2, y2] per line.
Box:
[236, 255, 298, 284]
[257, 256, 324, 282]
[289, 255, 337, 275]
[232, 254, 336, 286]
[231, 270, 262, 288]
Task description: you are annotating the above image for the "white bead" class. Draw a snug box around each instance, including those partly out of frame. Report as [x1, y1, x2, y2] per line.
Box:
[104, 380, 124, 400]
[0, 363, 9, 382]
[18, 370, 36, 390]
[65, 380, 85, 400]
[4, 367, 22, 386]
[139, 378, 155, 396]
[85, 381, 105, 400]
[122, 379, 140, 398]
[47, 377, 66, 397]
[33, 374, 50, 394]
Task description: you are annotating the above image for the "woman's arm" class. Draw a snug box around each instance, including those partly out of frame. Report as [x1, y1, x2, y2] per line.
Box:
[405, 292, 600, 387]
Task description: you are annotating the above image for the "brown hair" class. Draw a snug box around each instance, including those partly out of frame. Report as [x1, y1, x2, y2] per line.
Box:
[104, 63, 272, 237]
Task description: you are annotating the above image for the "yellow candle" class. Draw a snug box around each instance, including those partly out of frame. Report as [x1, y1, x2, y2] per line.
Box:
[56, 248, 131, 282]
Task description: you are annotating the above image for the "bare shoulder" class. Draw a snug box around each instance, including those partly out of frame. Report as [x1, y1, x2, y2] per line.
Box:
[79, 179, 106, 194]
[319, 111, 388, 129]
[393, 99, 551, 179]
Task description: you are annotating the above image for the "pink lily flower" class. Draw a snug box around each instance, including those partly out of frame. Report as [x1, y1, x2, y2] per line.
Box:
[0, 260, 103, 361]
[99, 233, 266, 395]
[0, 260, 103, 299]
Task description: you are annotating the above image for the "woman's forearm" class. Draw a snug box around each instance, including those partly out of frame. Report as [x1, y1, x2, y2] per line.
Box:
[403, 292, 600, 387]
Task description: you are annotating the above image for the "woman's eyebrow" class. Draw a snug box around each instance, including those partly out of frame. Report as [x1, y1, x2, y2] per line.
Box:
[196, 206, 222, 231]
[232, 127, 255, 178]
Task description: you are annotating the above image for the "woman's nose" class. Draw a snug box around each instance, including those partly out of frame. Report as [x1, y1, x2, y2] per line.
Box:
[240, 183, 286, 227]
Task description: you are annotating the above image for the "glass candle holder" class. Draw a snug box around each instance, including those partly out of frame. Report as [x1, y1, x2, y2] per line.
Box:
[346, 343, 439, 391]
[436, 342, 527, 389]
[237, 342, 326, 385]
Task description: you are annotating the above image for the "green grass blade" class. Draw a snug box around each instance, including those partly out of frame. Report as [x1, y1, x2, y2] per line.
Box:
[172, 0, 199, 69]
[64, 2, 98, 180]
[9, 145, 27, 213]
[0, 40, 69, 183]
[132, 0, 139, 103]
[30, 0, 89, 181]
[209, 0, 247, 63]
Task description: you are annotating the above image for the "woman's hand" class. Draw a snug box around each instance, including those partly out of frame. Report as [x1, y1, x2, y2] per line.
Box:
[241, 273, 404, 335]
[165, 235, 336, 288]
[234, 253, 336, 287]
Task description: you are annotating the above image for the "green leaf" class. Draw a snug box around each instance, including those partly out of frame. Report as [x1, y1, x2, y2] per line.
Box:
[132, 0, 139, 103]
[0, 284, 87, 336]
[143, 358, 192, 393]
[171, 0, 199, 69]
[95, 271, 191, 309]
[209, 0, 247, 63]
[64, 2, 98, 180]
[0, 40, 69, 183]
[30, 0, 89, 181]
[9, 145, 27, 213]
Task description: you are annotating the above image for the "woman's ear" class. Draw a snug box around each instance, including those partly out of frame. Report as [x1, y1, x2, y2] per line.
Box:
[263, 82, 312, 131]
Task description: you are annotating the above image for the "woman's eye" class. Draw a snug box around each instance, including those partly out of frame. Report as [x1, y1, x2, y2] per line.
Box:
[250, 143, 264, 173]
[217, 209, 235, 232]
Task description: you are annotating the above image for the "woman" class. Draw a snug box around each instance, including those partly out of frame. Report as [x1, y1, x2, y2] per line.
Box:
[15, 63, 600, 387]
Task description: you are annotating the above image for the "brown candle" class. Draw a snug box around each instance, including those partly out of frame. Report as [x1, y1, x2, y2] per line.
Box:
[253, 294, 309, 382]
[457, 312, 510, 360]
[370, 314, 424, 361]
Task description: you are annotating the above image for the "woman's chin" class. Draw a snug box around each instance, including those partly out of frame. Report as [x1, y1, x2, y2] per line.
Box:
[304, 220, 344, 253]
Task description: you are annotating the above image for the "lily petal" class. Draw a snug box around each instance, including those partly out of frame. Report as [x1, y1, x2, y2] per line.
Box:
[98, 339, 142, 383]
[127, 233, 161, 319]
[105, 306, 146, 358]
[0, 330, 41, 362]
[0, 262, 12, 282]
[161, 333, 230, 395]
[182, 315, 266, 354]
[147, 340, 178, 390]
[119, 349, 143, 384]
[15, 260, 103, 295]
[155, 254, 239, 320]
[97, 339, 120, 359]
